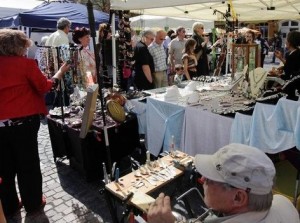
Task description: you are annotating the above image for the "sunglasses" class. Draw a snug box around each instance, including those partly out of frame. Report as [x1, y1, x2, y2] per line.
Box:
[175, 67, 184, 71]
[146, 36, 154, 41]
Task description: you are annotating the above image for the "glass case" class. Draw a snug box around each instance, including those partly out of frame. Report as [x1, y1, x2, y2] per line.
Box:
[231, 44, 259, 78]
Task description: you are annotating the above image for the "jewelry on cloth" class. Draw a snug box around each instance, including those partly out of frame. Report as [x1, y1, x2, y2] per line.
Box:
[249, 68, 267, 98]
[252, 71, 266, 88]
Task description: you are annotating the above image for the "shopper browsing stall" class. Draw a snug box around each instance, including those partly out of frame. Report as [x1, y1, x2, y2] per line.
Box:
[148, 29, 168, 88]
[173, 64, 186, 85]
[45, 17, 73, 106]
[133, 30, 155, 90]
[255, 33, 270, 68]
[46, 17, 71, 47]
[168, 27, 187, 76]
[0, 178, 6, 223]
[192, 22, 209, 76]
[0, 29, 70, 217]
[182, 38, 198, 80]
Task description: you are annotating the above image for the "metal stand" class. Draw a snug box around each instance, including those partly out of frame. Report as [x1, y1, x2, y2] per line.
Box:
[100, 187, 136, 223]
[86, 0, 112, 173]
[293, 170, 300, 206]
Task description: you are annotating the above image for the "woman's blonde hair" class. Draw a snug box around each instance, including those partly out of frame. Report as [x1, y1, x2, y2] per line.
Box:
[0, 29, 31, 56]
[192, 22, 204, 33]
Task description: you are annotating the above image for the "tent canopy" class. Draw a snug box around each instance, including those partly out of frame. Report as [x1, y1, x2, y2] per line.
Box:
[111, 0, 300, 22]
[0, 0, 42, 18]
[130, 15, 214, 33]
[0, 1, 110, 30]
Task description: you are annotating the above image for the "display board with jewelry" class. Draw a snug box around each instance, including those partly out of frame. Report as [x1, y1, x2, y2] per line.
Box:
[140, 72, 253, 116]
[35, 44, 94, 90]
[49, 86, 130, 127]
[105, 151, 193, 213]
[248, 67, 268, 99]
[231, 43, 259, 79]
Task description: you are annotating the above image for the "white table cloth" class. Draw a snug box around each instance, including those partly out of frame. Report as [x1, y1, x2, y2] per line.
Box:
[146, 97, 185, 156]
[230, 98, 300, 153]
[181, 107, 234, 156]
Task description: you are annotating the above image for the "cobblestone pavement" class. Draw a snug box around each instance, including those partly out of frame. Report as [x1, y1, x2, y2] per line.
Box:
[7, 120, 112, 223]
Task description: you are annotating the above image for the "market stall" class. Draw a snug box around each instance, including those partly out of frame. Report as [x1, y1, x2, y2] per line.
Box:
[47, 110, 140, 181]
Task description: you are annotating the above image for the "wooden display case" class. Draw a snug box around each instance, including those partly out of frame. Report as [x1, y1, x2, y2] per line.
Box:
[231, 44, 259, 78]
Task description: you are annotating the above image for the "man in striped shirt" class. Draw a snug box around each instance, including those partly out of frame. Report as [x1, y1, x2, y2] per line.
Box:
[148, 30, 168, 88]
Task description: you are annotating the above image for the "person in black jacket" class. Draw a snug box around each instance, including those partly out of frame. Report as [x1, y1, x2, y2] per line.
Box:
[255, 33, 270, 67]
[274, 30, 300, 81]
[192, 22, 209, 77]
[271, 32, 283, 63]
[133, 30, 155, 90]
[263, 30, 300, 101]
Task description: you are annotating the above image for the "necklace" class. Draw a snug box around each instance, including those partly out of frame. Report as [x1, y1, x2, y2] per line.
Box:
[252, 71, 266, 88]
[249, 68, 267, 98]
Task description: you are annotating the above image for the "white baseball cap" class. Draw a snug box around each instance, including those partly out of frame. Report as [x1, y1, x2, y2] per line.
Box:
[194, 143, 275, 195]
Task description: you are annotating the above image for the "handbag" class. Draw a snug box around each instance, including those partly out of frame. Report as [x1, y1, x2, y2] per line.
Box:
[122, 62, 132, 79]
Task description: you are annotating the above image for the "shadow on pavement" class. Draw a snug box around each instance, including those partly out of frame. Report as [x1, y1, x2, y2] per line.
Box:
[55, 161, 112, 222]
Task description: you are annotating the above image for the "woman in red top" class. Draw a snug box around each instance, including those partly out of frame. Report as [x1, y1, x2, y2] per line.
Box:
[0, 29, 69, 216]
[0, 177, 6, 223]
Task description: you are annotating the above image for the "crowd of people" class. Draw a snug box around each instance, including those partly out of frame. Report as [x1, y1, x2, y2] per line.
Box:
[30, 17, 300, 99]
[130, 24, 299, 96]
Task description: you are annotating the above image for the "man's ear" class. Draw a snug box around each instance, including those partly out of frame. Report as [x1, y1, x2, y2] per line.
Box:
[233, 190, 248, 206]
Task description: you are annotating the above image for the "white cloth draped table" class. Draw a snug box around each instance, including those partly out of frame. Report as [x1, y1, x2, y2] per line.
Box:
[181, 107, 233, 156]
[146, 97, 185, 156]
[230, 98, 300, 153]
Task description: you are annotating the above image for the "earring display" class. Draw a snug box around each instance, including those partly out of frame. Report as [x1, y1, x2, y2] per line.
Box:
[231, 43, 259, 78]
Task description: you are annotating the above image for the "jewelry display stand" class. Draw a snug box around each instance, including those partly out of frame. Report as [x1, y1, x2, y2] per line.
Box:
[231, 44, 259, 79]
[248, 67, 267, 98]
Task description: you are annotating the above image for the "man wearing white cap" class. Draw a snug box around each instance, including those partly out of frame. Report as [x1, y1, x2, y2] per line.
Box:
[148, 143, 300, 223]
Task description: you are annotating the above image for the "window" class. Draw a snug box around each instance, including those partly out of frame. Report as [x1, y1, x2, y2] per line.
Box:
[291, 21, 299, 26]
[282, 21, 289, 26]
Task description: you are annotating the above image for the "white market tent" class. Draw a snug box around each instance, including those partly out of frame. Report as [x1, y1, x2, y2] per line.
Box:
[0, 0, 42, 18]
[130, 15, 215, 33]
[111, 0, 300, 22]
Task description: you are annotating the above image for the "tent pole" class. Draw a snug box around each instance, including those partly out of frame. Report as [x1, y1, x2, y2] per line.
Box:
[86, 0, 112, 174]
[111, 12, 117, 86]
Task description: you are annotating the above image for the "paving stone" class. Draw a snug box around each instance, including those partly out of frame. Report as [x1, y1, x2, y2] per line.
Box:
[6, 121, 114, 222]
[52, 199, 64, 206]
[63, 214, 78, 222]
